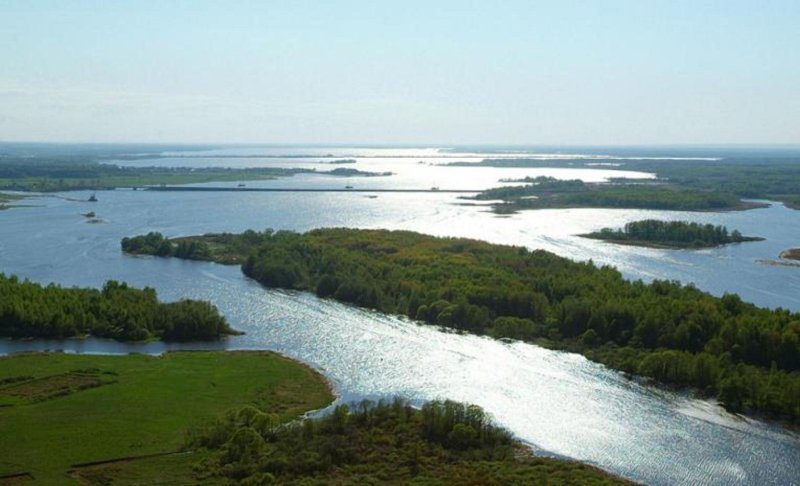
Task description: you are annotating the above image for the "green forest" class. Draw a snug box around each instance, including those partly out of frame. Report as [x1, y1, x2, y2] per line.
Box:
[473, 177, 754, 213]
[620, 157, 800, 208]
[123, 228, 800, 422]
[0, 274, 237, 341]
[582, 220, 762, 249]
[188, 397, 629, 485]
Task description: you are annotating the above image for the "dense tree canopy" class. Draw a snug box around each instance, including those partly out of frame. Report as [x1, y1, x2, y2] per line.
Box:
[0, 274, 237, 341]
[473, 178, 748, 213]
[582, 219, 762, 248]
[124, 228, 800, 422]
[189, 398, 628, 484]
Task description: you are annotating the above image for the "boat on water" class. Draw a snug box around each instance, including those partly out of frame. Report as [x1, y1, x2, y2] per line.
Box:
[88, 193, 98, 202]
[237, 183, 246, 187]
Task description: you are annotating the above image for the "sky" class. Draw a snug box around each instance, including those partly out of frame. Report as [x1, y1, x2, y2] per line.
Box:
[0, 1, 798, 145]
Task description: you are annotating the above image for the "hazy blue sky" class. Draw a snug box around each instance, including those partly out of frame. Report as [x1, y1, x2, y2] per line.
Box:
[1, 1, 798, 144]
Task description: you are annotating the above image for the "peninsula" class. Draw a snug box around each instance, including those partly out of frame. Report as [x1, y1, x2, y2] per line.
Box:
[448, 156, 800, 210]
[472, 177, 763, 214]
[122, 228, 800, 423]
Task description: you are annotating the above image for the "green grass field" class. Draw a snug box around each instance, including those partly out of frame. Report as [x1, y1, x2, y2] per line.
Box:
[0, 351, 333, 484]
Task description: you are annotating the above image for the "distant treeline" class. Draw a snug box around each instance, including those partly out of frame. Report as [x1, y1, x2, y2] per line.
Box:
[622, 157, 800, 205]
[453, 156, 800, 209]
[474, 177, 751, 213]
[0, 159, 309, 192]
[123, 228, 800, 422]
[189, 398, 628, 484]
[0, 157, 389, 192]
[583, 219, 762, 248]
[0, 274, 237, 341]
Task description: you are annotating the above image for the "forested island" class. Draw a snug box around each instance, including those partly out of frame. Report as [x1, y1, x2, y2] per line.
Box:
[581, 220, 763, 249]
[327, 167, 393, 177]
[123, 228, 800, 423]
[472, 177, 760, 213]
[0, 274, 237, 341]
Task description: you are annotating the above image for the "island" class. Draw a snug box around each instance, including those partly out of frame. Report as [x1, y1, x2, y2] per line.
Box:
[580, 220, 763, 249]
[781, 248, 800, 260]
[472, 177, 764, 214]
[122, 228, 800, 424]
[0, 274, 238, 341]
[326, 167, 393, 177]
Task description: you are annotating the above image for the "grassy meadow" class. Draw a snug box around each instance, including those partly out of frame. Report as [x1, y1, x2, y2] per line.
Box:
[0, 351, 333, 484]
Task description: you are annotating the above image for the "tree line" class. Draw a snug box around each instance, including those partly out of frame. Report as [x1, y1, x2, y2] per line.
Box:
[187, 398, 626, 484]
[0, 274, 237, 341]
[473, 178, 746, 213]
[124, 228, 800, 422]
[448, 156, 800, 210]
[583, 219, 761, 248]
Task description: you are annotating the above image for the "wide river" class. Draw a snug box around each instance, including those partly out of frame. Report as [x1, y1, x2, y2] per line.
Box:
[2, 147, 799, 485]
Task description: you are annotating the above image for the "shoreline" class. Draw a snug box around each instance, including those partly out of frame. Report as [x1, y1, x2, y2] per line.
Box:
[491, 199, 769, 214]
[779, 248, 800, 261]
[579, 234, 765, 250]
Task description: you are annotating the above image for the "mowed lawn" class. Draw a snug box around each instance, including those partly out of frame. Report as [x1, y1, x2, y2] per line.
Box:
[0, 351, 333, 484]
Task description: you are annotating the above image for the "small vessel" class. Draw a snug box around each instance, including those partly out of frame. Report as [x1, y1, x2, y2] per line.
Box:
[431, 186, 440, 191]
[88, 193, 98, 202]
[345, 185, 354, 189]
[237, 183, 246, 188]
